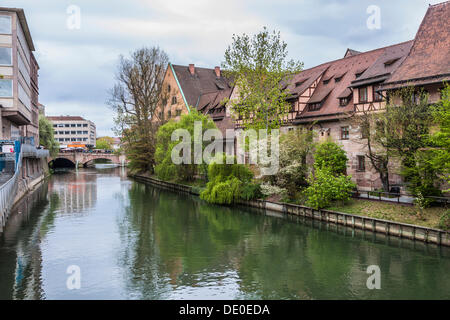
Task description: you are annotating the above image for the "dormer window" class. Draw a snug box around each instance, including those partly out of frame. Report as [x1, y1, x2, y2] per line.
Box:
[339, 97, 349, 106]
[295, 79, 307, 87]
[384, 58, 400, 67]
[308, 102, 322, 111]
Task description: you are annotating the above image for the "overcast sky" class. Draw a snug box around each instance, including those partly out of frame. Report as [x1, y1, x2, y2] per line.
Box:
[1, 0, 443, 136]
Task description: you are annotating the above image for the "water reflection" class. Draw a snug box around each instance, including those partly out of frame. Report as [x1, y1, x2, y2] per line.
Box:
[0, 168, 449, 300]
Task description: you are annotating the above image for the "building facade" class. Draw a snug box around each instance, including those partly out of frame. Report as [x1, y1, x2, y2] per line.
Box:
[159, 2, 449, 193]
[0, 7, 39, 145]
[47, 116, 97, 149]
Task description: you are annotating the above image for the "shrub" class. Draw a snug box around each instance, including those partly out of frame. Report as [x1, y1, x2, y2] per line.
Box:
[201, 176, 242, 204]
[260, 183, 288, 199]
[304, 168, 356, 209]
[240, 183, 263, 201]
[314, 140, 348, 175]
[438, 211, 450, 230]
[200, 154, 256, 204]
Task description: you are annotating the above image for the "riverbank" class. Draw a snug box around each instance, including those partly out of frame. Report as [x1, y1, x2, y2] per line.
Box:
[130, 173, 450, 247]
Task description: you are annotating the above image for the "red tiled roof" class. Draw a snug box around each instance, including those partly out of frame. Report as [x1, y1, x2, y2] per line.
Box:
[381, 2, 450, 89]
[172, 64, 232, 108]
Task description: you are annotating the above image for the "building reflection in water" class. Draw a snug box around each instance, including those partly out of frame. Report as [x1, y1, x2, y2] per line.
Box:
[48, 170, 98, 214]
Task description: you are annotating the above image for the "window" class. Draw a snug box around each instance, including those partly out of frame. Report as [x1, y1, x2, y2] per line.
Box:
[83, 124, 88, 127]
[357, 155, 365, 171]
[71, 124, 76, 127]
[77, 131, 82, 134]
[77, 124, 82, 127]
[53, 124, 57, 128]
[308, 103, 321, 111]
[323, 79, 330, 85]
[83, 131, 88, 134]
[0, 16, 12, 34]
[176, 109, 181, 116]
[65, 138, 70, 142]
[373, 89, 383, 102]
[335, 76, 343, 83]
[0, 47, 12, 65]
[57, 124, 64, 127]
[65, 131, 70, 134]
[341, 126, 349, 140]
[339, 97, 349, 106]
[171, 96, 177, 105]
[358, 87, 368, 103]
[168, 84, 171, 92]
[167, 110, 172, 118]
[0, 79, 12, 97]
[65, 124, 70, 127]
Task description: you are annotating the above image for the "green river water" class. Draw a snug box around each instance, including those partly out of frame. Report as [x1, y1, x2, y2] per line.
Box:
[0, 167, 449, 299]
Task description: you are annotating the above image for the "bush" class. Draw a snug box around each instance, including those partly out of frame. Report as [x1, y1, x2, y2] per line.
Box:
[304, 168, 356, 209]
[240, 183, 263, 201]
[201, 176, 242, 204]
[314, 140, 348, 175]
[260, 183, 288, 199]
[200, 154, 257, 204]
[438, 211, 450, 230]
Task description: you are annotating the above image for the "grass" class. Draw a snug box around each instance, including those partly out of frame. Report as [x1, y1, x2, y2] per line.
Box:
[328, 199, 449, 230]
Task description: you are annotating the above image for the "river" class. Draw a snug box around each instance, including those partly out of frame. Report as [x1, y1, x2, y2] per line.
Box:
[0, 168, 449, 299]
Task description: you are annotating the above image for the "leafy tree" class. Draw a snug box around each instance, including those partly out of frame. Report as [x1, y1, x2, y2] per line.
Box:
[155, 110, 217, 182]
[222, 27, 303, 130]
[96, 136, 114, 150]
[108, 47, 169, 173]
[428, 84, 450, 189]
[39, 115, 59, 156]
[304, 168, 356, 209]
[376, 87, 438, 197]
[314, 140, 348, 176]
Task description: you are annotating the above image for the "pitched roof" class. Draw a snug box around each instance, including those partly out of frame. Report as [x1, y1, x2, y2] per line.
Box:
[381, 2, 450, 89]
[351, 40, 414, 87]
[291, 40, 415, 123]
[171, 64, 232, 108]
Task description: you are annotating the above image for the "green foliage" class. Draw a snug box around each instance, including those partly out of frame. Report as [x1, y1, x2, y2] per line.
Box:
[96, 136, 114, 150]
[201, 176, 242, 205]
[39, 115, 59, 157]
[304, 168, 356, 209]
[200, 154, 257, 204]
[239, 183, 263, 201]
[428, 84, 450, 190]
[314, 140, 348, 176]
[438, 211, 450, 230]
[155, 110, 217, 182]
[222, 27, 303, 130]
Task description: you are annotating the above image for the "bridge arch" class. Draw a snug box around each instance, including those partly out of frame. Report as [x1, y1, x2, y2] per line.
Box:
[49, 157, 76, 168]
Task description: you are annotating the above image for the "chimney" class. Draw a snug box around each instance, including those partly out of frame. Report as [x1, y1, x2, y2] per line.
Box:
[189, 64, 195, 75]
[214, 66, 221, 77]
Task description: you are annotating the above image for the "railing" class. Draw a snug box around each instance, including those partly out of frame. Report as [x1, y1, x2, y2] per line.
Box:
[352, 190, 450, 206]
[0, 144, 23, 230]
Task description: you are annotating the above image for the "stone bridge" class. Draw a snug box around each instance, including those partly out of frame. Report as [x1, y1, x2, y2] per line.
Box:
[49, 152, 128, 167]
